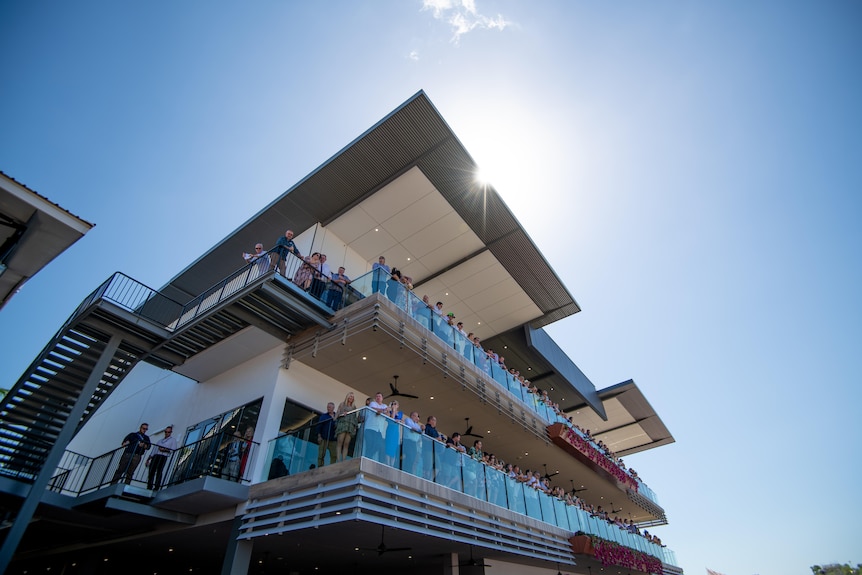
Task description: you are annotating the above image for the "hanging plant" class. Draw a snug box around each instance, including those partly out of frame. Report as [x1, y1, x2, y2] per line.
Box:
[569, 532, 663, 575]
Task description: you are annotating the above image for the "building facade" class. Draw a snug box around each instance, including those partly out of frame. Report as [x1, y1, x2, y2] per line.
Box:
[0, 92, 681, 575]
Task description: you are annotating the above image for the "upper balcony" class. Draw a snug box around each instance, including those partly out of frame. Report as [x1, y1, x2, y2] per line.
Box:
[283, 271, 669, 524]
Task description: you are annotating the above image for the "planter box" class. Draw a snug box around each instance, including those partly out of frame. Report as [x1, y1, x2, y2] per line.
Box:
[570, 534, 595, 555]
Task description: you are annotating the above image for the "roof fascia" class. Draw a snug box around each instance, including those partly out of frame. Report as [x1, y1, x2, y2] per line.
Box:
[525, 325, 607, 420]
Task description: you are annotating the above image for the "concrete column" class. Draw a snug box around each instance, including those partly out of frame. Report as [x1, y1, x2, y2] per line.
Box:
[443, 551, 460, 575]
[220, 515, 253, 575]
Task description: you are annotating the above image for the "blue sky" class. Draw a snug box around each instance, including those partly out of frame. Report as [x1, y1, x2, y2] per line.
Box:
[2, 2, 860, 574]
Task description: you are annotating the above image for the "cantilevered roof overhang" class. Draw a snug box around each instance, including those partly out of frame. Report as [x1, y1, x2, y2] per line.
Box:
[483, 325, 608, 420]
[0, 172, 94, 310]
[159, 91, 580, 330]
[564, 379, 675, 457]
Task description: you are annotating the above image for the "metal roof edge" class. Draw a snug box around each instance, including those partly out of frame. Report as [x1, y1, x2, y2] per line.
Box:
[595, 379, 675, 450]
[0, 171, 95, 232]
[158, 91, 432, 295]
[524, 325, 607, 420]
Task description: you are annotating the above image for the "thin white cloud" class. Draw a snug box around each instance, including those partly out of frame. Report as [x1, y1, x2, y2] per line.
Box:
[421, 0, 511, 44]
[409, 50, 420, 61]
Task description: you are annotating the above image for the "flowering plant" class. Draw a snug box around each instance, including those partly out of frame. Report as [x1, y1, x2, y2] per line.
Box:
[570, 533, 662, 574]
[592, 536, 662, 574]
[560, 426, 639, 491]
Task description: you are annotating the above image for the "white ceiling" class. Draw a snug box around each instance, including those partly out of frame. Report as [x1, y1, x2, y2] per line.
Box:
[326, 167, 541, 339]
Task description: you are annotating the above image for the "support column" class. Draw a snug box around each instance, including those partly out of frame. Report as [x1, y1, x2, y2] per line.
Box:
[221, 514, 253, 575]
[0, 335, 123, 572]
[443, 551, 460, 575]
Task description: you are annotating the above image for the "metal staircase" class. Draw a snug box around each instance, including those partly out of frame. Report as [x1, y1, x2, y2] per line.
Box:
[0, 264, 333, 487]
[0, 274, 183, 482]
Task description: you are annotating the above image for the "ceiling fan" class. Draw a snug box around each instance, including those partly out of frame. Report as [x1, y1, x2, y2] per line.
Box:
[541, 463, 560, 481]
[569, 480, 587, 496]
[460, 417, 483, 439]
[385, 375, 418, 399]
[359, 525, 412, 556]
[458, 545, 492, 568]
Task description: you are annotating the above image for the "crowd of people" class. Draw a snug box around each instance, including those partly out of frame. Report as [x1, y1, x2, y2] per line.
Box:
[243, 230, 353, 308]
[243, 235, 648, 490]
[246, 235, 652, 523]
[305, 394, 664, 549]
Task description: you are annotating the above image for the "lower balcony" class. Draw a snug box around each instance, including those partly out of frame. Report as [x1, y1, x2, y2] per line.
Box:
[243, 457, 575, 572]
[46, 431, 257, 515]
[240, 412, 679, 574]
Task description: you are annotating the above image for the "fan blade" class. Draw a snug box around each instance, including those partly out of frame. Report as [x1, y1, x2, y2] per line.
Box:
[459, 560, 492, 567]
[386, 381, 419, 399]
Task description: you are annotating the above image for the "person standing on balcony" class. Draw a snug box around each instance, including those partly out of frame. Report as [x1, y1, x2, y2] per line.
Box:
[432, 301, 448, 337]
[422, 415, 443, 482]
[317, 402, 338, 467]
[325, 266, 351, 309]
[365, 392, 389, 461]
[223, 426, 254, 482]
[441, 432, 466, 490]
[270, 229, 301, 276]
[293, 252, 321, 291]
[310, 254, 331, 299]
[334, 392, 358, 462]
[242, 243, 270, 277]
[384, 400, 402, 466]
[413, 294, 434, 329]
[111, 423, 151, 485]
[145, 424, 177, 490]
[401, 411, 423, 475]
[468, 439, 483, 462]
[371, 256, 389, 294]
[223, 431, 245, 481]
[239, 425, 255, 478]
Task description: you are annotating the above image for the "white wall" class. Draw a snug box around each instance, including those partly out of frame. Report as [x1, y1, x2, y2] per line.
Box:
[290, 223, 373, 281]
[67, 363, 199, 456]
[251, 358, 366, 482]
[69, 336, 368, 485]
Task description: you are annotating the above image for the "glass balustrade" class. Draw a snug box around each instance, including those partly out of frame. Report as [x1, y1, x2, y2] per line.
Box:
[335, 270, 660, 506]
[263, 407, 677, 567]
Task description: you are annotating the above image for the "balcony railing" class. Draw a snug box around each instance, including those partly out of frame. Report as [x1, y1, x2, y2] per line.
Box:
[48, 431, 258, 496]
[264, 407, 678, 568]
[334, 270, 659, 506]
[50, 260, 655, 506]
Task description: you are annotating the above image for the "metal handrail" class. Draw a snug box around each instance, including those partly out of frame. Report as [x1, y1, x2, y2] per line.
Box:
[48, 431, 259, 496]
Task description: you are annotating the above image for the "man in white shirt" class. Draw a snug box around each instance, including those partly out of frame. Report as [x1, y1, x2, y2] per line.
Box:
[146, 425, 178, 490]
[364, 392, 388, 461]
[310, 254, 332, 299]
[318, 254, 332, 282]
[401, 411, 423, 475]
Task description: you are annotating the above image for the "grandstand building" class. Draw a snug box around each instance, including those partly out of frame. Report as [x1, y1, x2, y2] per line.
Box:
[0, 91, 681, 575]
